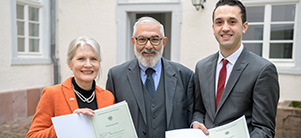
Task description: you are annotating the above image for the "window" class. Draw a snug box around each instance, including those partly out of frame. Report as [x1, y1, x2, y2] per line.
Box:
[11, 0, 51, 64]
[17, 3, 40, 53]
[242, 2, 297, 67]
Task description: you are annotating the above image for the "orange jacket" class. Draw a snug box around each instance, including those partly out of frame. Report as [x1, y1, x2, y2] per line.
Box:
[27, 77, 115, 138]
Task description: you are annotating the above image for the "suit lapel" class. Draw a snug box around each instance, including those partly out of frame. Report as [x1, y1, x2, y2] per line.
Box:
[216, 48, 249, 114]
[61, 78, 79, 113]
[162, 58, 177, 128]
[127, 59, 147, 124]
[208, 54, 219, 119]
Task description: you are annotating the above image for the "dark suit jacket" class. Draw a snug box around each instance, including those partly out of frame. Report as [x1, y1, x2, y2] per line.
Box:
[106, 58, 194, 138]
[193, 47, 279, 138]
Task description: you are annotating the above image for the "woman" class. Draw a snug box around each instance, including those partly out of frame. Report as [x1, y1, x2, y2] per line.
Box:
[27, 36, 114, 138]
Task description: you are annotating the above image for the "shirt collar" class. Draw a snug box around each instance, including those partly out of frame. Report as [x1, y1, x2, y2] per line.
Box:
[218, 44, 244, 65]
[138, 58, 162, 73]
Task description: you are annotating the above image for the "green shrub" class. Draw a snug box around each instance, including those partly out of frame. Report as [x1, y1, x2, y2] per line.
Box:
[291, 101, 301, 108]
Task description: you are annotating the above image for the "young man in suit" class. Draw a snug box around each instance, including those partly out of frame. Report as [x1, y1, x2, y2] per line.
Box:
[106, 17, 194, 138]
[192, 0, 279, 137]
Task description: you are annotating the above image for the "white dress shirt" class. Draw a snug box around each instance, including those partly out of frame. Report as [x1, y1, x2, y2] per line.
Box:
[215, 44, 244, 96]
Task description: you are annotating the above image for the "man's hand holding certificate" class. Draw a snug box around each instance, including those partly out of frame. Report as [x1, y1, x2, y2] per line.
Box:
[166, 115, 250, 138]
[51, 101, 137, 138]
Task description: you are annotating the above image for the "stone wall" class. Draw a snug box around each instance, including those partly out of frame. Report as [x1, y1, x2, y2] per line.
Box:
[0, 88, 42, 125]
[275, 101, 301, 138]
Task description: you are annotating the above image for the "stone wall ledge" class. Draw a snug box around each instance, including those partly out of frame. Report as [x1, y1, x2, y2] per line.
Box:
[275, 100, 301, 138]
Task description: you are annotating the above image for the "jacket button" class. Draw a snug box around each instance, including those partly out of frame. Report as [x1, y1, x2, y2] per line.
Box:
[214, 123, 219, 127]
[143, 130, 146, 135]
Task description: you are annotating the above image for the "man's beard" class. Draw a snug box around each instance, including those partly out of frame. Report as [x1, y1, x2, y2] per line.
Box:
[134, 45, 164, 68]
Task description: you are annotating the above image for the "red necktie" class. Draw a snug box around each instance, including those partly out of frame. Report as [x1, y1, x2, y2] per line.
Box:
[216, 59, 228, 110]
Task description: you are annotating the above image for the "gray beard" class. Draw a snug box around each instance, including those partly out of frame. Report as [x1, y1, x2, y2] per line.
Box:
[134, 45, 164, 68]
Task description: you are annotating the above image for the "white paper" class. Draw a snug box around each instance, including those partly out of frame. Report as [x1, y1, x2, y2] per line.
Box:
[166, 128, 208, 138]
[90, 101, 138, 138]
[208, 115, 250, 138]
[51, 113, 95, 138]
[51, 101, 137, 138]
[165, 115, 250, 138]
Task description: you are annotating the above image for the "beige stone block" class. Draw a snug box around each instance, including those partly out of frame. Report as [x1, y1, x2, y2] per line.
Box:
[13, 90, 27, 120]
[27, 88, 41, 117]
[275, 101, 301, 138]
[0, 92, 13, 125]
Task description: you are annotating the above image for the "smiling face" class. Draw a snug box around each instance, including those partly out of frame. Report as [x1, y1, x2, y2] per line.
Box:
[213, 5, 248, 54]
[68, 45, 100, 89]
[131, 22, 167, 67]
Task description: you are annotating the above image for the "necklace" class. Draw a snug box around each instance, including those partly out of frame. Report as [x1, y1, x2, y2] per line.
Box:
[72, 85, 95, 103]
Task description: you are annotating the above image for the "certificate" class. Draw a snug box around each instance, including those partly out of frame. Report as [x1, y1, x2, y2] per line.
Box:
[166, 115, 250, 138]
[51, 101, 137, 138]
[208, 115, 250, 138]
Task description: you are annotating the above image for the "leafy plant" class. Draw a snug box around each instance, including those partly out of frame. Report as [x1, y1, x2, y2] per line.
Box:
[291, 101, 301, 108]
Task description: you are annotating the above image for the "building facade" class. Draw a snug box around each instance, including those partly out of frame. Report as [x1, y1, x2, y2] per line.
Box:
[1, 0, 301, 125]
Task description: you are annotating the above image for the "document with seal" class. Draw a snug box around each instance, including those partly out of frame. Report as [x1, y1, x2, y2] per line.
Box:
[166, 115, 250, 138]
[51, 101, 137, 138]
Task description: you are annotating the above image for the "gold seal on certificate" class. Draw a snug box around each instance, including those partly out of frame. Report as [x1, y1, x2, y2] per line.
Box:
[52, 101, 138, 138]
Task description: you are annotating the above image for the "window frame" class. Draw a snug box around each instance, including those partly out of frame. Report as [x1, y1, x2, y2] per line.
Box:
[116, 0, 182, 64]
[242, 0, 301, 74]
[11, 0, 51, 65]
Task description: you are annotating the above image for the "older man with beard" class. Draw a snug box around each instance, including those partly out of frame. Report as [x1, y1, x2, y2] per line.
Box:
[106, 17, 194, 138]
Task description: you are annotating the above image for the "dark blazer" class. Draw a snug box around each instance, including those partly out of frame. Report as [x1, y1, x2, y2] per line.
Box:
[193, 47, 279, 138]
[106, 58, 194, 138]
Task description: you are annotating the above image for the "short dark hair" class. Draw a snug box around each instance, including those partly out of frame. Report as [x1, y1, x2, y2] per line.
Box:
[212, 0, 247, 23]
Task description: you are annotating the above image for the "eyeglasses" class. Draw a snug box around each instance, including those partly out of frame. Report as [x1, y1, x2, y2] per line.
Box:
[134, 35, 163, 46]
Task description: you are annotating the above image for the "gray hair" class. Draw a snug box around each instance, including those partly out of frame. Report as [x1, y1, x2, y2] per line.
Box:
[67, 36, 102, 78]
[132, 17, 165, 37]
